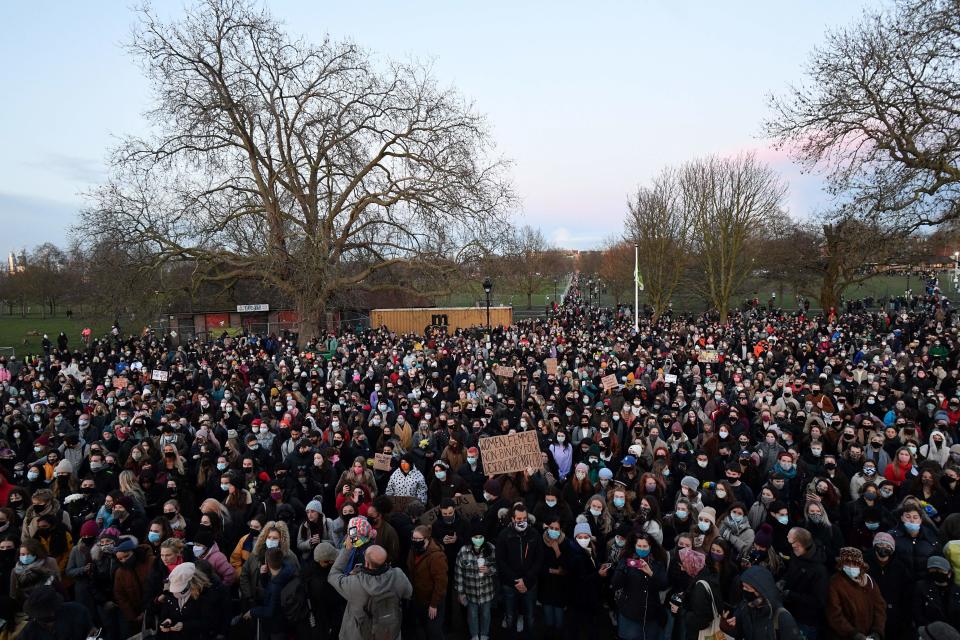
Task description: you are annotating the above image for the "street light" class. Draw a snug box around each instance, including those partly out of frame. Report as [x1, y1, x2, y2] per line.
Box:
[482, 277, 492, 328]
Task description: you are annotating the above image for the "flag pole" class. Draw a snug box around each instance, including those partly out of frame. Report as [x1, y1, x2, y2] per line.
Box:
[633, 242, 640, 331]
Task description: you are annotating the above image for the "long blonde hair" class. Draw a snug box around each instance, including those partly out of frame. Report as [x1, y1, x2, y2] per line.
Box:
[119, 470, 146, 504]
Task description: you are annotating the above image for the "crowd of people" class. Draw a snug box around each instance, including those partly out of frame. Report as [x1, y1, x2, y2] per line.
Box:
[1, 272, 960, 640]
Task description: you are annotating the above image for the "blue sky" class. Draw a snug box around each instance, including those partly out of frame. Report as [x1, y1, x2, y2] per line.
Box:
[0, 1, 873, 254]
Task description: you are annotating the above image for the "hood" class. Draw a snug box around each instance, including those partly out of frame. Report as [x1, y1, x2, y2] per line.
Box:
[359, 565, 409, 598]
[741, 565, 782, 609]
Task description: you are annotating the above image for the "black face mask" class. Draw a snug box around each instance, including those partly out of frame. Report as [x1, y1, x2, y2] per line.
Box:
[875, 546, 893, 559]
[412, 539, 427, 554]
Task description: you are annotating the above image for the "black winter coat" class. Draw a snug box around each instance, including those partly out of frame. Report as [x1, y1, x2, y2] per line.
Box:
[782, 543, 829, 628]
[611, 555, 668, 624]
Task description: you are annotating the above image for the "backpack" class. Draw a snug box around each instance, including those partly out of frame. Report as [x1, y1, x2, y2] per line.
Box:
[280, 577, 311, 625]
[362, 588, 403, 640]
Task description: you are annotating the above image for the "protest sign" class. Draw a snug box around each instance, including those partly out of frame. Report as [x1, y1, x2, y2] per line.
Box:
[373, 453, 393, 472]
[700, 350, 720, 363]
[113, 376, 129, 390]
[494, 365, 515, 378]
[151, 370, 169, 382]
[664, 373, 677, 384]
[601, 374, 618, 391]
[419, 494, 488, 525]
[478, 430, 542, 475]
[389, 495, 419, 513]
[544, 358, 558, 376]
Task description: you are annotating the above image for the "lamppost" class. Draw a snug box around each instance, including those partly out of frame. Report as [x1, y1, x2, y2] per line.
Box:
[482, 277, 492, 328]
[953, 251, 959, 294]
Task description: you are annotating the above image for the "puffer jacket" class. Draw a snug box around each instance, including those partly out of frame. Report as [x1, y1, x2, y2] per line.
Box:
[384, 467, 428, 505]
[238, 522, 300, 602]
[195, 542, 235, 587]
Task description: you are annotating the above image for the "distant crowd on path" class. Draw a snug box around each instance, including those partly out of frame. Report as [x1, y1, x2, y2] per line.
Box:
[2, 272, 960, 640]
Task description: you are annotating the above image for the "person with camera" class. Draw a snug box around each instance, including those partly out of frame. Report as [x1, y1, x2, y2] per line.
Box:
[611, 531, 668, 640]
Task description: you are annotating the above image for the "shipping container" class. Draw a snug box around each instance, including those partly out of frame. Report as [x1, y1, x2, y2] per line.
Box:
[370, 307, 513, 335]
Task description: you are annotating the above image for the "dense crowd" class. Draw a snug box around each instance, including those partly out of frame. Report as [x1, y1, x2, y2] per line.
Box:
[1, 273, 960, 640]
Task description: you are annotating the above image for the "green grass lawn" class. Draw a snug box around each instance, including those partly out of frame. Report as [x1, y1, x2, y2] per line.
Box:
[436, 274, 572, 310]
[0, 314, 113, 357]
[601, 273, 958, 311]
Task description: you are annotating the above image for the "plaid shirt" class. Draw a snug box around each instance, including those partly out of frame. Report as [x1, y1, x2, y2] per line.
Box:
[454, 543, 498, 604]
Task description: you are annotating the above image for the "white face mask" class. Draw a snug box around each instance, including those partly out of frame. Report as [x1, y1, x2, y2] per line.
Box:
[576, 537, 591, 549]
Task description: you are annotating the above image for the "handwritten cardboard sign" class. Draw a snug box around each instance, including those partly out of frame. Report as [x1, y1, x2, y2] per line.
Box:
[601, 374, 619, 391]
[113, 376, 129, 390]
[664, 373, 678, 384]
[388, 495, 419, 513]
[477, 430, 543, 475]
[494, 365, 515, 378]
[544, 358, 558, 376]
[151, 370, 169, 382]
[700, 350, 720, 363]
[373, 453, 393, 472]
[419, 494, 488, 525]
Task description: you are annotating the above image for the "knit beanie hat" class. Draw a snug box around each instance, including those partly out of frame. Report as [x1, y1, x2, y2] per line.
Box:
[699, 506, 716, 525]
[872, 532, 895, 548]
[305, 500, 323, 514]
[598, 468, 613, 480]
[920, 621, 960, 640]
[573, 522, 592, 537]
[754, 523, 773, 549]
[681, 476, 699, 492]
[80, 520, 99, 538]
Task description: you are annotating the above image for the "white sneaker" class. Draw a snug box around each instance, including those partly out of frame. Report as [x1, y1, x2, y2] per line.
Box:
[516, 617, 524, 633]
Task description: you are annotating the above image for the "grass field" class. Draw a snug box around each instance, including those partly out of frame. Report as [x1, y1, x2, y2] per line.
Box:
[0, 314, 113, 358]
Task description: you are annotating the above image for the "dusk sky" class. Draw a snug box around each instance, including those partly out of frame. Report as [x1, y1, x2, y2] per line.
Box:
[0, 1, 874, 254]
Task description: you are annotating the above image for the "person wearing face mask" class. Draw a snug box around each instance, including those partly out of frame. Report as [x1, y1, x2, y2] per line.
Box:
[238, 522, 299, 606]
[533, 488, 574, 535]
[724, 565, 803, 640]
[405, 524, 447, 640]
[717, 502, 754, 557]
[548, 430, 573, 481]
[494, 504, 542, 635]
[782, 527, 829, 638]
[826, 547, 886, 640]
[912, 555, 960, 630]
[110, 536, 156, 637]
[892, 504, 940, 575]
[565, 521, 607, 639]
[865, 531, 913, 640]
[328, 543, 412, 640]
[456, 446, 486, 501]
[611, 531, 669, 638]
[455, 520, 499, 640]
[884, 446, 917, 486]
[385, 455, 428, 506]
[64, 519, 101, 619]
[188, 530, 236, 587]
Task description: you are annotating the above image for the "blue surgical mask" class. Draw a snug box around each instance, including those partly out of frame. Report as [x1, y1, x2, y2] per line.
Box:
[265, 538, 279, 549]
[19, 554, 35, 565]
[26, 471, 38, 482]
[590, 507, 602, 517]
[865, 521, 880, 531]
[545, 499, 557, 508]
[435, 471, 446, 481]
[613, 497, 625, 508]
[148, 531, 161, 543]
[843, 565, 861, 579]
[635, 547, 650, 558]
[675, 509, 688, 520]
[698, 521, 711, 532]
[192, 545, 206, 558]
[904, 521, 921, 534]
[220, 483, 230, 493]
[776, 515, 789, 526]
[216, 463, 227, 471]
[547, 529, 562, 540]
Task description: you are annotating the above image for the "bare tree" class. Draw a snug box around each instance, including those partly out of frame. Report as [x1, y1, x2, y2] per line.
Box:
[597, 237, 633, 306]
[766, 0, 960, 230]
[626, 167, 692, 320]
[81, 0, 512, 342]
[685, 154, 787, 320]
[504, 226, 565, 309]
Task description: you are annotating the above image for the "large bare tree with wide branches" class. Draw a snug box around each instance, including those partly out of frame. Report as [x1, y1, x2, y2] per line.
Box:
[81, 0, 512, 340]
[766, 0, 960, 230]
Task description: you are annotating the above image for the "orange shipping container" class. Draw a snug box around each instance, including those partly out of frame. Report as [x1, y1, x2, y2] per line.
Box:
[370, 307, 513, 335]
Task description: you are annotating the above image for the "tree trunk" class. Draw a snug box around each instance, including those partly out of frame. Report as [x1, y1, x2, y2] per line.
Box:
[527, 291, 532, 310]
[819, 280, 840, 311]
[296, 295, 328, 347]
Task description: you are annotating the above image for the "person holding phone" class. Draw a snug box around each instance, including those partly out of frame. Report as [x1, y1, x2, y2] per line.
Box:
[611, 532, 669, 640]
